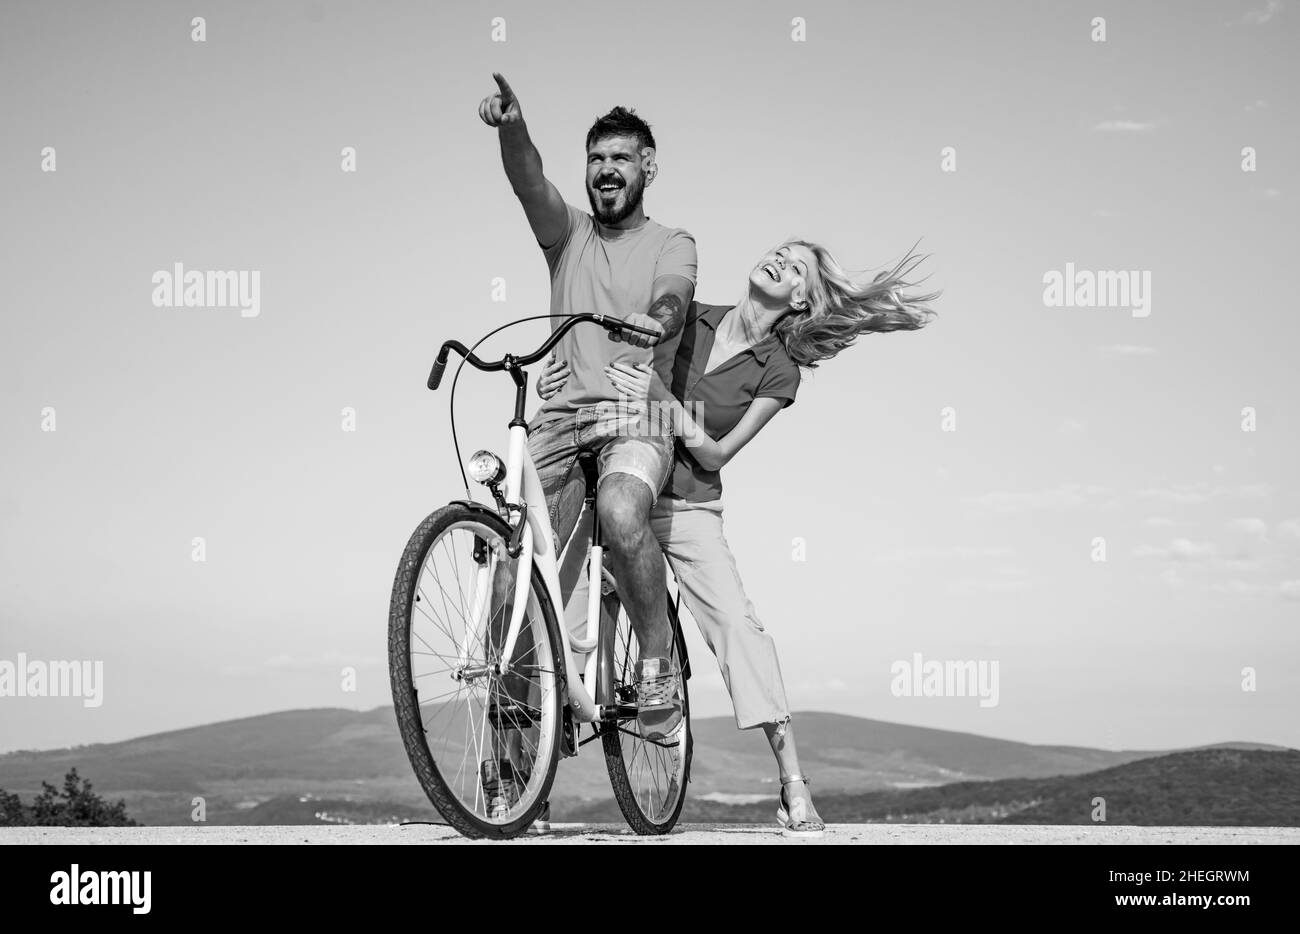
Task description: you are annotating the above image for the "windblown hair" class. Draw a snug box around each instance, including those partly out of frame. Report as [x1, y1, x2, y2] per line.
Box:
[585, 106, 656, 154]
[774, 239, 940, 368]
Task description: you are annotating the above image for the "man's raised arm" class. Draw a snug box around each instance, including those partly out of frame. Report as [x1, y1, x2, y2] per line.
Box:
[478, 72, 568, 249]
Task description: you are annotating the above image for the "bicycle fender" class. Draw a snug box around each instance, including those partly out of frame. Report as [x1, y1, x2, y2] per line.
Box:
[447, 498, 506, 522]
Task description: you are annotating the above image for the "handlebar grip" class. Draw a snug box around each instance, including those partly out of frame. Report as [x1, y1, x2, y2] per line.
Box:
[604, 316, 660, 338]
[428, 346, 450, 390]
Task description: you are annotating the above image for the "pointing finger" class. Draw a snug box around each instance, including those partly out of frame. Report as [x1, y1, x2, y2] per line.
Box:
[493, 72, 515, 102]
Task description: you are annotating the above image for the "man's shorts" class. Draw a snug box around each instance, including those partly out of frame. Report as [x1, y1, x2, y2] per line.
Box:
[527, 401, 674, 553]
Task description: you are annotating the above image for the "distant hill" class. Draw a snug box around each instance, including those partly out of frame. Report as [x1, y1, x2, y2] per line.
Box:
[0, 707, 1288, 826]
[559, 748, 1300, 826]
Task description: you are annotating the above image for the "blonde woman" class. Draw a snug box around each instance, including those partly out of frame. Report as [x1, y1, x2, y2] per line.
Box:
[540, 240, 938, 836]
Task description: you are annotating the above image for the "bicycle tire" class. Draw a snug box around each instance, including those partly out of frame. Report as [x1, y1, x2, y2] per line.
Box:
[598, 587, 693, 835]
[389, 503, 563, 839]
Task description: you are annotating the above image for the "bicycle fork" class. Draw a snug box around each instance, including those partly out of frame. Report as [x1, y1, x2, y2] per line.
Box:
[493, 425, 603, 724]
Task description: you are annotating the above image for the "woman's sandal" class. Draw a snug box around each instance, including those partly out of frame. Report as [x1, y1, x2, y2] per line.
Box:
[776, 774, 826, 838]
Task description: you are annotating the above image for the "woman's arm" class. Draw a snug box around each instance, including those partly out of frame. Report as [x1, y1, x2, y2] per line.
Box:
[604, 363, 785, 472]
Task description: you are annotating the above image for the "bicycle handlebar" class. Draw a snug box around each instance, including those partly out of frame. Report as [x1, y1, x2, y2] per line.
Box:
[427, 314, 658, 390]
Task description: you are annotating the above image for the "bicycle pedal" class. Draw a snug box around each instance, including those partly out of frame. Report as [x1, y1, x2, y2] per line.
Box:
[635, 700, 676, 713]
[488, 700, 540, 731]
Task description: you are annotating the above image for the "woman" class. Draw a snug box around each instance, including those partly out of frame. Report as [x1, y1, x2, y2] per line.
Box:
[539, 239, 938, 836]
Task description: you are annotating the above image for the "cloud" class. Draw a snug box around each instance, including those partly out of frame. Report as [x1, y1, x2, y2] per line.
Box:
[1280, 581, 1300, 601]
[1138, 485, 1210, 506]
[1170, 539, 1217, 560]
[874, 545, 1014, 562]
[1245, 99, 1269, 112]
[948, 566, 1031, 596]
[1103, 344, 1157, 357]
[1242, 0, 1283, 24]
[1134, 538, 1217, 561]
[1209, 580, 1268, 596]
[222, 652, 381, 676]
[1137, 482, 1272, 506]
[1222, 558, 1262, 572]
[1093, 120, 1156, 132]
[1142, 517, 1178, 528]
[964, 483, 1104, 514]
[1056, 417, 1086, 436]
[1229, 518, 1269, 538]
[1237, 483, 1273, 498]
[1160, 566, 1185, 589]
[1279, 519, 1300, 539]
[948, 577, 1032, 596]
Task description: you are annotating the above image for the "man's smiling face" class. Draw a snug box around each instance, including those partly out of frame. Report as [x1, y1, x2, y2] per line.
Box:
[585, 134, 651, 225]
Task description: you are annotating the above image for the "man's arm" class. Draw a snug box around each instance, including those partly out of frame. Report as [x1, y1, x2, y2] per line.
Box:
[478, 72, 568, 248]
[646, 275, 694, 343]
[616, 274, 693, 349]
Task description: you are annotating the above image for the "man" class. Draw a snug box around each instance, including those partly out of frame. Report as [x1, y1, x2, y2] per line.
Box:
[478, 73, 695, 732]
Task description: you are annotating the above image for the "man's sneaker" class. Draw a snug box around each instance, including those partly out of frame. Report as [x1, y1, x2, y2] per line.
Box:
[529, 800, 551, 835]
[479, 759, 519, 819]
[635, 656, 682, 741]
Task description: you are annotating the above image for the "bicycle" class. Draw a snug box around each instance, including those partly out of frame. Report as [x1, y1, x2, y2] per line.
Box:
[388, 313, 693, 839]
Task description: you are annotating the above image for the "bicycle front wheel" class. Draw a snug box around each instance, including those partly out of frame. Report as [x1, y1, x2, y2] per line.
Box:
[598, 581, 692, 835]
[389, 503, 563, 839]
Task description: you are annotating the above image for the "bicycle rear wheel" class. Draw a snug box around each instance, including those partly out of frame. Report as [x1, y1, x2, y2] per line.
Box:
[598, 576, 692, 835]
[389, 503, 563, 839]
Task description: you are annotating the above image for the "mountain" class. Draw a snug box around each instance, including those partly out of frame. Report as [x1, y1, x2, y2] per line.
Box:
[0, 707, 1287, 826]
[561, 748, 1300, 826]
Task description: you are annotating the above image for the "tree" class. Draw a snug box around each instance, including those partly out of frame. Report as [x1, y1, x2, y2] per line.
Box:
[0, 787, 30, 826]
[3, 769, 138, 826]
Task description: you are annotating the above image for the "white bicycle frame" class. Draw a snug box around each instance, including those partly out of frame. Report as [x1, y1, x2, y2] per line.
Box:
[460, 423, 606, 724]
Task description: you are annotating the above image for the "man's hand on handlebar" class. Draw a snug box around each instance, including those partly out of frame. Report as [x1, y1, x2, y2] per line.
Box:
[608, 313, 663, 348]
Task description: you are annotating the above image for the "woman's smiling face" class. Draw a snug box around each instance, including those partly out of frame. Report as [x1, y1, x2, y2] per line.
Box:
[749, 243, 818, 311]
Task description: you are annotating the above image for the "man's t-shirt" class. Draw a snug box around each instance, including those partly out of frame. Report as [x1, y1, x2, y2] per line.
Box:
[537, 203, 697, 416]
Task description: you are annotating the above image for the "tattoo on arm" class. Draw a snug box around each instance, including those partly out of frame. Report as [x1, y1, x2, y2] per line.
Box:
[647, 293, 686, 340]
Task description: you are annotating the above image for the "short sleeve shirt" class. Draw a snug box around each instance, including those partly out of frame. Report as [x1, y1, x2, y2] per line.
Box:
[537, 203, 697, 416]
[667, 302, 800, 502]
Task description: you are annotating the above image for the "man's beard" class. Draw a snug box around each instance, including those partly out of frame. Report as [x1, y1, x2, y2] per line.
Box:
[587, 176, 644, 225]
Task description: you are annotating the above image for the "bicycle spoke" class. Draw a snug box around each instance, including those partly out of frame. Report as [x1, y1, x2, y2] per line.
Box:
[396, 516, 559, 832]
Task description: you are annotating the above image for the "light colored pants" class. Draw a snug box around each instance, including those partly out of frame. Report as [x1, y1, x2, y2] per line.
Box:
[562, 495, 791, 731]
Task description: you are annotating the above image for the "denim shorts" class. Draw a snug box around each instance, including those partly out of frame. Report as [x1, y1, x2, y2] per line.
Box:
[527, 401, 674, 552]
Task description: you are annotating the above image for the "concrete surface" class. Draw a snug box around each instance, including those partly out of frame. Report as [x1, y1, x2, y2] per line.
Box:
[4, 824, 1297, 845]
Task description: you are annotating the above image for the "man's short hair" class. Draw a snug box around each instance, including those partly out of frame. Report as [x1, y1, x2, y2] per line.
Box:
[585, 106, 656, 154]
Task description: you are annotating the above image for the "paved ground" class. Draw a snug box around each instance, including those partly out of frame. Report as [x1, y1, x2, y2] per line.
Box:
[4, 824, 1297, 845]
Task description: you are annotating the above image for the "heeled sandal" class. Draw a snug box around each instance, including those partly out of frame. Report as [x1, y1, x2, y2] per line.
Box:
[776, 774, 826, 838]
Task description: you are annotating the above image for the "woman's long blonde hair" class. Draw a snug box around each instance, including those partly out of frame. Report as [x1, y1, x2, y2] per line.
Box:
[774, 239, 939, 368]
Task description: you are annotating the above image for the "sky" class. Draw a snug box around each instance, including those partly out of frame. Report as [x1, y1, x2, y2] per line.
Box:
[0, 0, 1297, 754]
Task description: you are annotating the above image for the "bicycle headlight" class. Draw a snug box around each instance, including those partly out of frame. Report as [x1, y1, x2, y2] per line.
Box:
[467, 450, 507, 485]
